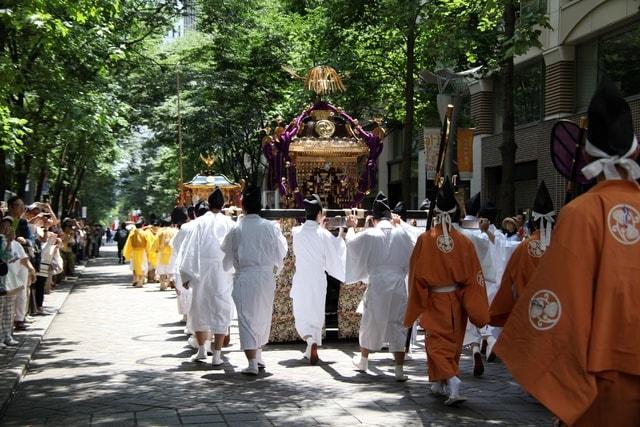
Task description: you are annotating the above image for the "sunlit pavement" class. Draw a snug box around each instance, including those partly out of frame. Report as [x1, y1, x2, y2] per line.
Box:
[1, 245, 550, 426]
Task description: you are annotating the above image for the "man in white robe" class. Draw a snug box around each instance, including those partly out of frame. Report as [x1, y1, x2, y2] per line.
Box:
[457, 200, 516, 374]
[220, 185, 287, 375]
[168, 208, 188, 318]
[345, 192, 414, 382]
[291, 194, 346, 365]
[179, 189, 236, 366]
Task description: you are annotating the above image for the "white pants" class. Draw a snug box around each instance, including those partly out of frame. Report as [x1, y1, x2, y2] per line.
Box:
[232, 268, 276, 351]
[14, 285, 27, 322]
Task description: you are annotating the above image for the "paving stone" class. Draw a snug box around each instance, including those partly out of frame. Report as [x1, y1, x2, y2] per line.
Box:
[181, 414, 225, 424]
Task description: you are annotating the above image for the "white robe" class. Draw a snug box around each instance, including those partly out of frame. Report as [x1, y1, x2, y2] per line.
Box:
[221, 214, 287, 350]
[290, 220, 346, 345]
[179, 212, 236, 334]
[345, 220, 414, 352]
[457, 224, 501, 344]
[171, 221, 194, 317]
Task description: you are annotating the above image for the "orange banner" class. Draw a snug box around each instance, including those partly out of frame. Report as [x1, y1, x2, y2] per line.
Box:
[457, 128, 474, 180]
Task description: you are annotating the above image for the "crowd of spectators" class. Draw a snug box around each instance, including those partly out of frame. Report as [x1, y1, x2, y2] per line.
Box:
[0, 196, 105, 349]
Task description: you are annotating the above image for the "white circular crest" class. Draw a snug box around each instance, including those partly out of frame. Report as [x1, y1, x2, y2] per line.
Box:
[527, 239, 545, 258]
[436, 234, 454, 253]
[476, 271, 485, 287]
[528, 290, 562, 331]
[607, 204, 640, 245]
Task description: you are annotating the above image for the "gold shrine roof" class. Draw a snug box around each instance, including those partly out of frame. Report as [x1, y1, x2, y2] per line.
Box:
[289, 136, 369, 156]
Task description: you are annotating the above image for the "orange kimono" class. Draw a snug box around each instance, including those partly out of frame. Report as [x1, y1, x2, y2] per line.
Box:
[495, 180, 640, 426]
[489, 230, 545, 327]
[405, 227, 490, 381]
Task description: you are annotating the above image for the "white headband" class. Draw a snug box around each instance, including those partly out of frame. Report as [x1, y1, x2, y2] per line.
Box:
[581, 136, 640, 181]
[434, 206, 456, 241]
[532, 210, 555, 250]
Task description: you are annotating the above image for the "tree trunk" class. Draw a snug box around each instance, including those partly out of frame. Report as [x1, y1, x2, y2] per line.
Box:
[67, 166, 86, 216]
[50, 142, 69, 215]
[14, 153, 32, 199]
[499, 1, 517, 218]
[0, 149, 8, 198]
[34, 160, 48, 202]
[401, 27, 416, 206]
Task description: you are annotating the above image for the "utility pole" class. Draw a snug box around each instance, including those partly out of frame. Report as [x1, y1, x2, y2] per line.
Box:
[177, 67, 184, 185]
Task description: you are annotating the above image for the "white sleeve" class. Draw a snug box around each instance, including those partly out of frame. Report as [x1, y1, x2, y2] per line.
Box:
[322, 229, 346, 282]
[398, 221, 423, 245]
[220, 228, 236, 272]
[273, 223, 288, 275]
[178, 225, 200, 284]
[12, 241, 27, 259]
[344, 230, 371, 284]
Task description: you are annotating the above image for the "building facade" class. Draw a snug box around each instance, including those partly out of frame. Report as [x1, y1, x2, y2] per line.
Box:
[471, 0, 640, 214]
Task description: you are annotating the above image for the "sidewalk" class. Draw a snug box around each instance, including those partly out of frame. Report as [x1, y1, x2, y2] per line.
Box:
[0, 260, 88, 417]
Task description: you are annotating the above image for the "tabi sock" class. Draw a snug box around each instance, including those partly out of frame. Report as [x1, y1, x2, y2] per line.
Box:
[248, 358, 258, 370]
[447, 376, 462, 397]
[196, 345, 206, 358]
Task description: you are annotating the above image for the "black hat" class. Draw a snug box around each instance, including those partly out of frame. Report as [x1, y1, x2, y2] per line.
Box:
[195, 200, 209, 217]
[187, 206, 196, 220]
[418, 198, 430, 211]
[135, 220, 144, 228]
[478, 201, 497, 223]
[435, 177, 457, 211]
[242, 184, 262, 212]
[208, 187, 225, 210]
[532, 180, 554, 215]
[170, 207, 188, 225]
[393, 201, 407, 220]
[465, 192, 481, 217]
[303, 194, 322, 219]
[587, 77, 635, 156]
[372, 191, 391, 220]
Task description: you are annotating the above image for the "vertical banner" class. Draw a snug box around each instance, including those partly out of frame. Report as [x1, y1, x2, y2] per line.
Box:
[423, 127, 441, 180]
[457, 128, 474, 180]
[81, 206, 88, 218]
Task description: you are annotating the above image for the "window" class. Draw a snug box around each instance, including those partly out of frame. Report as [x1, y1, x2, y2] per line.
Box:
[514, 60, 545, 125]
[576, 39, 598, 111]
[521, 0, 548, 15]
[599, 25, 640, 98]
[577, 23, 640, 110]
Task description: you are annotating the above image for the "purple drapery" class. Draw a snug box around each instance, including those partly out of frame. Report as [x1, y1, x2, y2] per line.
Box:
[264, 102, 383, 208]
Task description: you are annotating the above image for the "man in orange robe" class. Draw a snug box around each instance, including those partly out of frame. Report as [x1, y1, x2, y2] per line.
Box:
[405, 177, 490, 405]
[489, 180, 555, 327]
[495, 80, 640, 426]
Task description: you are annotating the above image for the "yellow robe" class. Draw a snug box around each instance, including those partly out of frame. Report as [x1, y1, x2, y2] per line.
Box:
[153, 227, 175, 267]
[145, 227, 158, 269]
[123, 228, 148, 276]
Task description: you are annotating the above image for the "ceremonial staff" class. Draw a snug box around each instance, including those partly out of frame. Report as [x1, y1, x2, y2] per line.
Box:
[425, 104, 454, 229]
[404, 103, 454, 354]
